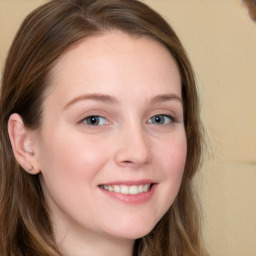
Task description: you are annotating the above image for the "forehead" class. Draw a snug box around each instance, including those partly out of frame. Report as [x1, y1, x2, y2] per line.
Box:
[45, 31, 181, 103]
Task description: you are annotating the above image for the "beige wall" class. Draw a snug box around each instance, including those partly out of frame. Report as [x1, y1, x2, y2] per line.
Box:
[0, 1, 256, 255]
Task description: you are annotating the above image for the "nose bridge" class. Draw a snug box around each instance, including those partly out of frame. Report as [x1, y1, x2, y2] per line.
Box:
[114, 117, 151, 167]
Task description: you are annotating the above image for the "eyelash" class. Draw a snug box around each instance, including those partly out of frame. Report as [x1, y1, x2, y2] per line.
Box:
[82, 116, 110, 126]
[148, 114, 176, 125]
[81, 114, 176, 126]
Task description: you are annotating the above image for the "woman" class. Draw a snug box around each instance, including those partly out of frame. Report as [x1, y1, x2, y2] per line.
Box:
[0, 0, 208, 255]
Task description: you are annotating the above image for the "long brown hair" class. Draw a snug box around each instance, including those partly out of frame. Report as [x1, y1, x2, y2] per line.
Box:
[0, 0, 208, 255]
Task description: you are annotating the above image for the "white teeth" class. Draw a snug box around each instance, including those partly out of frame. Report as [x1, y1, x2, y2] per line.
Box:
[139, 185, 144, 193]
[120, 185, 129, 194]
[113, 185, 120, 193]
[143, 184, 150, 192]
[129, 185, 138, 195]
[100, 184, 152, 195]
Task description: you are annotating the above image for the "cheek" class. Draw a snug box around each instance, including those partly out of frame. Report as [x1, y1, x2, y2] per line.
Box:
[37, 130, 111, 191]
[37, 132, 112, 219]
[159, 135, 187, 173]
[157, 134, 187, 195]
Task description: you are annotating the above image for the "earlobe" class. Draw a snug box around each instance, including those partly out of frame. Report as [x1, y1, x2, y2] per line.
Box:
[8, 113, 40, 174]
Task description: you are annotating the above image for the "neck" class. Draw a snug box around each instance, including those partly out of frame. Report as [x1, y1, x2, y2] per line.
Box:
[58, 232, 135, 256]
[53, 216, 135, 256]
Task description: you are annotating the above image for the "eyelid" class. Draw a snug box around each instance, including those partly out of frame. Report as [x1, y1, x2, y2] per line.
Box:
[80, 115, 111, 126]
[76, 108, 111, 122]
[147, 114, 177, 125]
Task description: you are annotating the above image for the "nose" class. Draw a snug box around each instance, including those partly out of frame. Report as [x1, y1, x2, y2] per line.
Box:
[114, 123, 152, 168]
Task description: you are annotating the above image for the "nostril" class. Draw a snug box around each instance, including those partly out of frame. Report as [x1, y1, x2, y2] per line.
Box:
[114, 134, 152, 167]
[123, 160, 133, 164]
[120, 160, 135, 167]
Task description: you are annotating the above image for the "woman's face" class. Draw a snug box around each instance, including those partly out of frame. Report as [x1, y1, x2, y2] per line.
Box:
[34, 31, 187, 243]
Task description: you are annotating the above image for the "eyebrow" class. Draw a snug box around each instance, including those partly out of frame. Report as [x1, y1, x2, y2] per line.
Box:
[150, 94, 183, 105]
[63, 92, 183, 110]
[63, 93, 118, 110]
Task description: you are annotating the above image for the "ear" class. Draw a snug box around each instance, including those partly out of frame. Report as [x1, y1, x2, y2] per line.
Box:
[8, 113, 40, 175]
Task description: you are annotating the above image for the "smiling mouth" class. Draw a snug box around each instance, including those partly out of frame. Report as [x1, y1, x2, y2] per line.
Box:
[98, 183, 154, 195]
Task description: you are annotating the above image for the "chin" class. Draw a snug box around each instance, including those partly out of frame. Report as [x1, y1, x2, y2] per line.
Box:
[106, 220, 158, 240]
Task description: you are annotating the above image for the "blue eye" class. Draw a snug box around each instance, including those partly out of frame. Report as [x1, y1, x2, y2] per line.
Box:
[82, 116, 108, 126]
[148, 115, 175, 125]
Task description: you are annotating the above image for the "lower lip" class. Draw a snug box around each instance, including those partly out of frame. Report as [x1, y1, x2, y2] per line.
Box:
[99, 184, 157, 204]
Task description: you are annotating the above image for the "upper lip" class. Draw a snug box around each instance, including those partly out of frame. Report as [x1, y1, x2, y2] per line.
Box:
[98, 179, 156, 186]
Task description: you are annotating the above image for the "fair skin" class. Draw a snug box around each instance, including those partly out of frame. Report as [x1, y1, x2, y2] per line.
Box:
[8, 31, 187, 256]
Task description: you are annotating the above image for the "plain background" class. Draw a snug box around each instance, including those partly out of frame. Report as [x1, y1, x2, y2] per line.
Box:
[0, 1, 255, 255]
